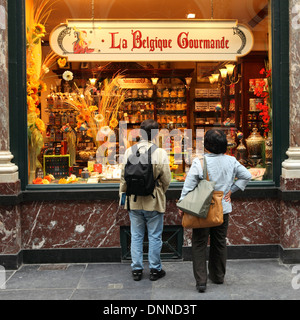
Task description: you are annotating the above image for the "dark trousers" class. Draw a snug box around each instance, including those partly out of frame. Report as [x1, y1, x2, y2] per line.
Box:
[192, 214, 229, 285]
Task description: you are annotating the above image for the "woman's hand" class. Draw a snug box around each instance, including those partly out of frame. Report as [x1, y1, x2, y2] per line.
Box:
[224, 190, 232, 203]
[178, 209, 184, 217]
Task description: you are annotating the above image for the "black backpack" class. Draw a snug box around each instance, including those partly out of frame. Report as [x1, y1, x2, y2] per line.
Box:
[124, 144, 160, 206]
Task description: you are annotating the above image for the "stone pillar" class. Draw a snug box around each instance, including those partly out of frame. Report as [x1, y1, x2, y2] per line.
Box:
[282, 1, 300, 178]
[0, 0, 21, 269]
[279, 0, 300, 263]
[0, 0, 19, 186]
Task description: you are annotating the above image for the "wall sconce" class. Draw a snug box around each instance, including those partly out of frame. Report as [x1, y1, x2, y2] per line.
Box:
[208, 76, 214, 84]
[225, 64, 235, 77]
[212, 73, 220, 83]
[89, 72, 97, 86]
[220, 64, 241, 86]
[209, 64, 241, 87]
[219, 68, 228, 79]
[151, 77, 159, 85]
[185, 77, 192, 89]
[89, 77, 97, 86]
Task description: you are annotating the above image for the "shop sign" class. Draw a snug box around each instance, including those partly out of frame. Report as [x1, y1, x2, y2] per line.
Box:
[49, 20, 253, 62]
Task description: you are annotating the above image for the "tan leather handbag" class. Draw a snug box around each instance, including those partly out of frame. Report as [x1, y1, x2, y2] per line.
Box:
[181, 157, 224, 228]
[182, 190, 223, 228]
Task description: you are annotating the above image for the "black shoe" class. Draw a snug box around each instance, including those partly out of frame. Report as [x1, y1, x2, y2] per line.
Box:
[208, 274, 223, 284]
[132, 270, 143, 281]
[196, 284, 207, 293]
[149, 268, 166, 281]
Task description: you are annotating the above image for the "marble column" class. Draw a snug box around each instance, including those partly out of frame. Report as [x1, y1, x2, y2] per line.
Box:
[282, 0, 300, 178]
[279, 0, 300, 257]
[0, 0, 19, 187]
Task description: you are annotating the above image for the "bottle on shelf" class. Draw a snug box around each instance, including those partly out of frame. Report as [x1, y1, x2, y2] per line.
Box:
[55, 112, 61, 126]
[61, 112, 68, 125]
[56, 93, 63, 109]
[49, 112, 55, 125]
[68, 112, 75, 126]
[50, 128, 55, 142]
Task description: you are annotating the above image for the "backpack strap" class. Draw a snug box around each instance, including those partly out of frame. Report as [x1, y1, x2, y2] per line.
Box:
[131, 143, 157, 158]
[131, 144, 139, 157]
[127, 195, 131, 211]
[147, 144, 158, 158]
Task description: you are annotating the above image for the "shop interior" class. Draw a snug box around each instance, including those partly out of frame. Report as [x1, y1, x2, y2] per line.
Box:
[26, 0, 271, 185]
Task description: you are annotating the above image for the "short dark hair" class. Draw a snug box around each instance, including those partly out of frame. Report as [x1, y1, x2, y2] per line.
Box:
[204, 129, 228, 154]
[140, 119, 159, 141]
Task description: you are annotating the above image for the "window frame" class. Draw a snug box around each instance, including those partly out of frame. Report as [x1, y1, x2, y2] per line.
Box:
[8, 0, 289, 191]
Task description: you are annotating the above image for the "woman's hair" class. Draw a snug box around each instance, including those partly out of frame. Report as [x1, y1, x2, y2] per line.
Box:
[204, 129, 228, 154]
[140, 119, 159, 141]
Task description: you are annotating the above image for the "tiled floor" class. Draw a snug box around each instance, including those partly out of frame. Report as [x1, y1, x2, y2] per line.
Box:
[0, 259, 298, 300]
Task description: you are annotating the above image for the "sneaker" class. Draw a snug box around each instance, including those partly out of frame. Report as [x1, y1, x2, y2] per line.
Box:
[149, 268, 166, 281]
[132, 270, 143, 281]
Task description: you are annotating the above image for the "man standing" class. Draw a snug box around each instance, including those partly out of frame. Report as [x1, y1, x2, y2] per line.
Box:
[120, 119, 171, 281]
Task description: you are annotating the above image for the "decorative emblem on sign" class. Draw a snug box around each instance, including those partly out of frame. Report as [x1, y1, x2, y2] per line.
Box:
[233, 27, 246, 54]
[57, 27, 72, 55]
[50, 20, 254, 62]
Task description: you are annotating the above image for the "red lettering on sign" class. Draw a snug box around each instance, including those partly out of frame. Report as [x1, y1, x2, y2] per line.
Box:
[177, 33, 230, 50]
[110, 32, 121, 49]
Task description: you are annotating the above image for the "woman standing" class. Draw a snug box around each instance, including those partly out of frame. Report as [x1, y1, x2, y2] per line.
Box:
[179, 129, 252, 293]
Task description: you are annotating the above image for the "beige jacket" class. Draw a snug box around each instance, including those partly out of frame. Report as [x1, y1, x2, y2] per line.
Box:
[119, 140, 171, 213]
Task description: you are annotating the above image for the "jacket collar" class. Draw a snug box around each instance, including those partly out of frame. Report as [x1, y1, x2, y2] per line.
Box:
[204, 152, 224, 157]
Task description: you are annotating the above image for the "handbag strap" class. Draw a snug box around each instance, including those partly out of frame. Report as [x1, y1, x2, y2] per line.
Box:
[202, 156, 210, 181]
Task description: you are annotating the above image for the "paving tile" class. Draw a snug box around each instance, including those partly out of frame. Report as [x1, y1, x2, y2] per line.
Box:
[0, 260, 297, 300]
[71, 288, 152, 300]
[0, 289, 73, 300]
[5, 264, 86, 289]
[225, 260, 294, 284]
[78, 263, 151, 290]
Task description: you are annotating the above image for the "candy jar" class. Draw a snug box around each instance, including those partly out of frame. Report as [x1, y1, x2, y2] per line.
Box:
[246, 128, 264, 166]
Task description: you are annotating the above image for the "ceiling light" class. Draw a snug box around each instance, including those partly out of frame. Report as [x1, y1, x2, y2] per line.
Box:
[187, 13, 196, 19]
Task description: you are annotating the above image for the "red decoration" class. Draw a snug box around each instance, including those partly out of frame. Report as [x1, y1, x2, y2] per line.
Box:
[253, 68, 272, 135]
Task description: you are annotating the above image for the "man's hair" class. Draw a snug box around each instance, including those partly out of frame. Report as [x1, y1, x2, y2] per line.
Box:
[140, 119, 159, 141]
[204, 129, 228, 154]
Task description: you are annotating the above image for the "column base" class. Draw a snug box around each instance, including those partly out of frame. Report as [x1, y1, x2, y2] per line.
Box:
[282, 147, 300, 178]
[0, 151, 19, 183]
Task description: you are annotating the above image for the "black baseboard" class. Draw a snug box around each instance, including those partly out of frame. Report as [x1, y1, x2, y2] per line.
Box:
[0, 251, 23, 270]
[22, 247, 122, 265]
[0, 245, 299, 270]
[279, 245, 300, 264]
[0, 248, 121, 269]
[183, 244, 299, 262]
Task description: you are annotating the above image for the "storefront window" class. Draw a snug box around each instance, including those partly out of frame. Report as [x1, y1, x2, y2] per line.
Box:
[26, 0, 271, 185]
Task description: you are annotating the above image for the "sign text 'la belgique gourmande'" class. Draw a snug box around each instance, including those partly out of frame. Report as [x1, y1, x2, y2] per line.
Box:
[50, 20, 253, 62]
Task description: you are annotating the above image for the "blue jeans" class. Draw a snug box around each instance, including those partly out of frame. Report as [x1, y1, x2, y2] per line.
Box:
[129, 210, 164, 271]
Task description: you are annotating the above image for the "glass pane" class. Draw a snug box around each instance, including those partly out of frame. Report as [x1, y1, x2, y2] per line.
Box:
[26, 0, 272, 185]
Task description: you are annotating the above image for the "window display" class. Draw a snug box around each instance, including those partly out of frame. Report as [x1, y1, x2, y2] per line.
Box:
[26, 0, 272, 186]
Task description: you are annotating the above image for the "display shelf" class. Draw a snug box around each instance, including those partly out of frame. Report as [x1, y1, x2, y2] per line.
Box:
[193, 123, 234, 127]
[53, 67, 194, 82]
